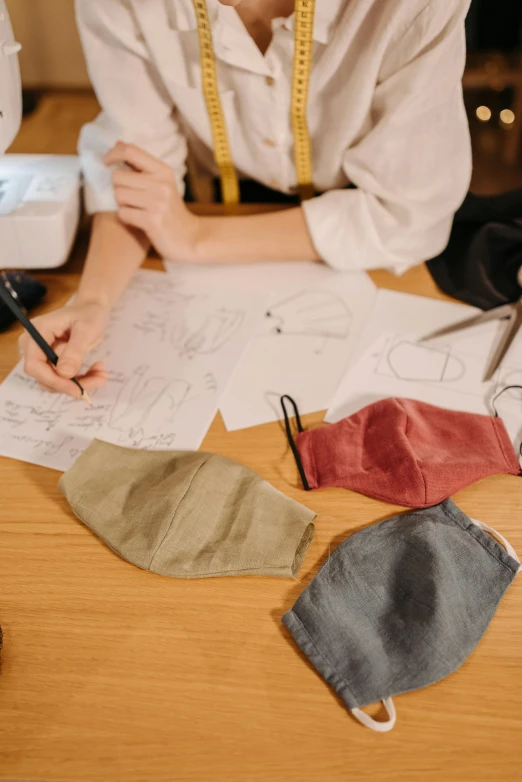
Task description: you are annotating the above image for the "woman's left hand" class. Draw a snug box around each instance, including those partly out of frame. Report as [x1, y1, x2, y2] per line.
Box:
[104, 142, 203, 263]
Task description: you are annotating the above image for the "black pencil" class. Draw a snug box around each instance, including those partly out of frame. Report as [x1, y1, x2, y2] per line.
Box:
[0, 281, 91, 403]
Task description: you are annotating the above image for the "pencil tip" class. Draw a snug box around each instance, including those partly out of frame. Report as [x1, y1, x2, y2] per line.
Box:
[82, 391, 92, 405]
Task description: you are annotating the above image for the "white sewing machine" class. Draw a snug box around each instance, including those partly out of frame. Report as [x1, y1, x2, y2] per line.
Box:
[0, 1, 80, 268]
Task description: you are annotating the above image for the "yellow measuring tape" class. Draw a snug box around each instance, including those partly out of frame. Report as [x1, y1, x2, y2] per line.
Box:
[192, 0, 316, 205]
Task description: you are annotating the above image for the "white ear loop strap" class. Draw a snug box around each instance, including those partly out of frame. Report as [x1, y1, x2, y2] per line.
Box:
[470, 518, 521, 571]
[351, 697, 396, 733]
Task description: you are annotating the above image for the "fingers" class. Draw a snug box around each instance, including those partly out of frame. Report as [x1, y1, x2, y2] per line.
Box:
[117, 206, 150, 231]
[38, 382, 62, 393]
[76, 367, 109, 391]
[113, 186, 154, 211]
[21, 312, 77, 393]
[38, 364, 108, 396]
[25, 358, 83, 397]
[20, 307, 109, 398]
[52, 341, 68, 359]
[112, 168, 155, 190]
[104, 142, 167, 175]
[114, 180, 174, 209]
[55, 323, 99, 379]
[19, 310, 74, 354]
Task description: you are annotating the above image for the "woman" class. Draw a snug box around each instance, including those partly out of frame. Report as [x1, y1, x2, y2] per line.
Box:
[21, 0, 472, 396]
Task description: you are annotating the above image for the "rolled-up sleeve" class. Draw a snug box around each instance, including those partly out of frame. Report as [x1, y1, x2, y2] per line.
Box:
[75, 0, 187, 213]
[302, 0, 472, 274]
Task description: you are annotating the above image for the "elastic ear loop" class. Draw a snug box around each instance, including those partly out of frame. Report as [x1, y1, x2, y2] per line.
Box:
[470, 518, 521, 572]
[490, 385, 522, 467]
[351, 698, 397, 733]
[280, 395, 310, 491]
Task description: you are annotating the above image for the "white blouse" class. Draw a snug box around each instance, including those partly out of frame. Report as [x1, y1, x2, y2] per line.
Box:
[76, 0, 472, 273]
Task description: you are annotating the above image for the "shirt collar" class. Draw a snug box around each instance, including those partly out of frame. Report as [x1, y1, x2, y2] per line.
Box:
[204, 1, 344, 76]
[272, 1, 343, 46]
[211, 0, 344, 48]
[214, 4, 270, 75]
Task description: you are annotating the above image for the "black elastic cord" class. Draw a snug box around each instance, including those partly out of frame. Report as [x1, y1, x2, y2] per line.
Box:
[490, 385, 522, 461]
[491, 385, 522, 418]
[280, 395, 310, 491]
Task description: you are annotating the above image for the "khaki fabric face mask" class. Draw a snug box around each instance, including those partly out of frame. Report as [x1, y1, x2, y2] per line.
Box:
[59, 440, 316, 579]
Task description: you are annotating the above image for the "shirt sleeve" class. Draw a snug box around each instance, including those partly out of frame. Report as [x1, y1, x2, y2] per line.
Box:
[301, 0, 473, 274]
[75, 0, 188, 214]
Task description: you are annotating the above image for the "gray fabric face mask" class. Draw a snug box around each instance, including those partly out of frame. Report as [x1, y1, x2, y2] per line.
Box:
[282, 499, 520, 732]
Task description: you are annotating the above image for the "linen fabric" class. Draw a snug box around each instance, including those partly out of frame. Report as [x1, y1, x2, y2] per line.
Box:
[282, 396, 520, 508]
[282, 499, 520, 731]
[76, 0, 471, 273]
[59, 440, 315, 579]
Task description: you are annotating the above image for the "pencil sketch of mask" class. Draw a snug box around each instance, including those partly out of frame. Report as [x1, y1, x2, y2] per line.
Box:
[378, 339, 466, 383]
[107, 365, 192, 446]
[264, 290, 352, 353]
[170, 308, 245, 358]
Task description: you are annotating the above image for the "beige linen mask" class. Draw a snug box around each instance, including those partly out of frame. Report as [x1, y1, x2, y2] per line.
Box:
[59, 440, 316, 579]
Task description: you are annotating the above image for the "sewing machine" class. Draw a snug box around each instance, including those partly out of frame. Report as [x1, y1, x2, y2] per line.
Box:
[0, 1, 80, 268]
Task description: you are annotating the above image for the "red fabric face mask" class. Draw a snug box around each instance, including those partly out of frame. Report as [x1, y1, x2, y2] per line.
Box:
[281, 396, 521, 508]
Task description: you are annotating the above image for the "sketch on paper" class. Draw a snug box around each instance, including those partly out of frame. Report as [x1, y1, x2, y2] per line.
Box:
[163, 262, 378, 430]
[366, 332, 486, 397]
[263, 290, 352, 354]
[375, 337, 466, 383]
[218, 276, 377, 431]
[326, 329, 510, 427]
[104, 365, 191, 448]
[131, 297, 245, 359]
[0, 269, 268, 471]
[108, 366, 191, 431]
[170, 308, 245, 357]
[325, 289, 522, 455]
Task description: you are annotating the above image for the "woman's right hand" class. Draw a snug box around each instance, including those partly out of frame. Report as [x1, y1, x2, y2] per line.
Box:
[19, 301, 110, 398]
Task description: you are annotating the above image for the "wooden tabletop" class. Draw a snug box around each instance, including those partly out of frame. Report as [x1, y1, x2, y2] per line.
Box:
[1, 216, 521, 782]
[1, 94, 521, 780]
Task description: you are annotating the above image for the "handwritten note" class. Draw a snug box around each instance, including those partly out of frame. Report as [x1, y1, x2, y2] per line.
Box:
[0, 270, 267, 471]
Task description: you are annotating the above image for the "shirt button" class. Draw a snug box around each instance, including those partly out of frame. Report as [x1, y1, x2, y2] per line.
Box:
[265, 76, 275, 87]
[264, 138, 277, 148]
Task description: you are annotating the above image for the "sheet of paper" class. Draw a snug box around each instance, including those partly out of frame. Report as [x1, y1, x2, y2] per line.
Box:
[0, 270, 267, 471]
[326, 290, 522, 449]
[167, 262, 377, 429]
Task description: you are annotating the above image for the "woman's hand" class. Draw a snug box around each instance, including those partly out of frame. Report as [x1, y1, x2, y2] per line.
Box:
[104, 141, 319, 266]
[20, 301, 109, 397]
[104, 142, 203, 263]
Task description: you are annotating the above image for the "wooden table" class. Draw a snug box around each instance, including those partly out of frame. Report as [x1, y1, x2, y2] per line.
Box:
[1, 94, 522, 780]
[1, 216, 521, 782]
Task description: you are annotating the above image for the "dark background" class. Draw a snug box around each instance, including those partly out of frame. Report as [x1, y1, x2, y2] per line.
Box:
[462, 0, 522, 192]
[466, 0, 522, 51]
